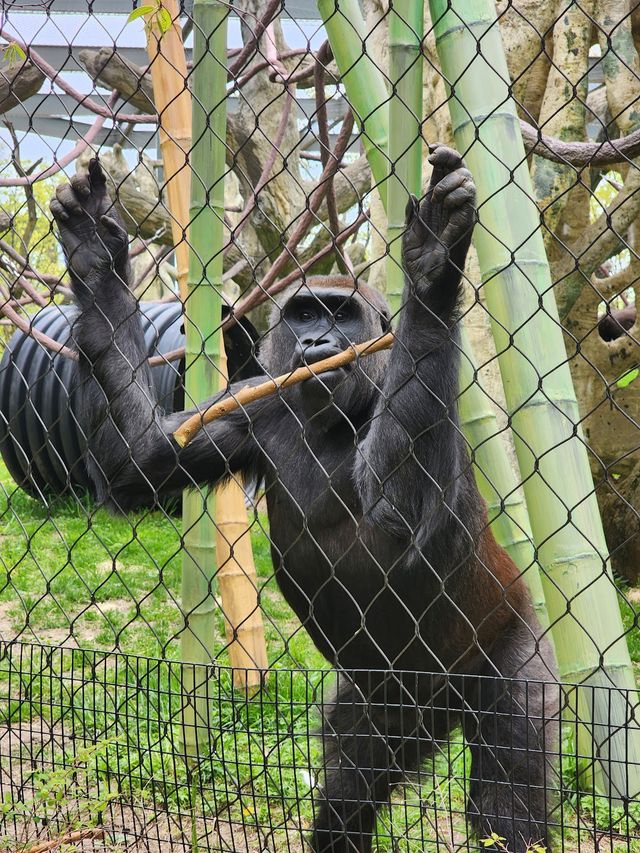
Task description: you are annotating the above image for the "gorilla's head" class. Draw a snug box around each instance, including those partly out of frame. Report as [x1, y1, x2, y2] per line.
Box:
[259, 276, 392, 424]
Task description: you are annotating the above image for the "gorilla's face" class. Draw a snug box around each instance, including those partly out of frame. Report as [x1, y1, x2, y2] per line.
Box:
[260, 286, 389, 426]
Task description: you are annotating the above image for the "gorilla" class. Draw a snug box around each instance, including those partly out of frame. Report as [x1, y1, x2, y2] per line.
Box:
[50, 146, 557, 853]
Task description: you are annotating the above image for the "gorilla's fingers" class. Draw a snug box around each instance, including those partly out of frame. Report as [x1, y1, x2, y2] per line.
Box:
[442, 183, 475, 210]
[55, 183, 84, 216]
[428, 146, 465, 189]
[427, 145, 463, 170]
[88, 157, 107, 189]
[431, 169, 473, 204]
[70, 172, 91, 198]
[100, 215, 127, 240]
[49, 198, 69, 222]
[404, 193, 420, 225]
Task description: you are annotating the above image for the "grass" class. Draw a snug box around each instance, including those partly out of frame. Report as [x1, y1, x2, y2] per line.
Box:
[0, 460, 327, 668]
[1, 460, 640, 851]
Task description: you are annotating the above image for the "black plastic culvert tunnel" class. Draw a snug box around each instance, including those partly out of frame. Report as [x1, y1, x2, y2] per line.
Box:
[0, 302, 260, 499]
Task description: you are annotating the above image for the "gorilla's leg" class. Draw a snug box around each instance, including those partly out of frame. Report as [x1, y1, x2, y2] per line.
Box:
[311, 676, 425, 853]
[463, 627, 557, 852]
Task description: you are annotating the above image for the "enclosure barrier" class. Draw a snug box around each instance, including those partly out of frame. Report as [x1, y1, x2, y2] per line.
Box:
[0, 0, 639, 851]
[1, 642, 639, 853]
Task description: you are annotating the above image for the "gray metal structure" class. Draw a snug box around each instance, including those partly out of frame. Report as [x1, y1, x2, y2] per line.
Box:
[0, 1, 349, 155]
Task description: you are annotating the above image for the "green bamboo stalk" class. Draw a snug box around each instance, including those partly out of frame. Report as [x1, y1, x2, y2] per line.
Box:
[458, 333, 548, 626]
[181, 0, 228, 756]
[316, 0, 548, 623]
[386, 0, 424, 314]
[429, 0, 640, 799]
[316, 0, 389, 203]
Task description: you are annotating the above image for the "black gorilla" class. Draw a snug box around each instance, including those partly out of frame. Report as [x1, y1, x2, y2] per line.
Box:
[50, 147, 557, 853]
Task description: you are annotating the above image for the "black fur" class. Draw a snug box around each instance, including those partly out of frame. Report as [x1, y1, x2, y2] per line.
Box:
[51, 147, 557, 853]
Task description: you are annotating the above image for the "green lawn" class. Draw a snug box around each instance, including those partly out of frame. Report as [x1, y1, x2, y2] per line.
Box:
[0, 461, 325, 668]
[1, 461, 639, 851]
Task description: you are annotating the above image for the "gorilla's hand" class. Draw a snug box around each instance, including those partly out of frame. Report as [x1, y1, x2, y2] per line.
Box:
[403, 145, 475, 289]
[50, 158, 129, 288]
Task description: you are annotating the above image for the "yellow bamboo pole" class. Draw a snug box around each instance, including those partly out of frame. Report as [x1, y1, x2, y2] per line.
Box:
[145, 1, 266, 713]
[145, 0, 191, 301]
[214, 347, 268, 693]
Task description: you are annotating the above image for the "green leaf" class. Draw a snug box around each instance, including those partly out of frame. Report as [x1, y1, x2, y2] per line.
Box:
[157, 6, 173, 34]
[127, 4, 155, 22]
[616, 366, 639, 389]
[4, 42, 26, 65]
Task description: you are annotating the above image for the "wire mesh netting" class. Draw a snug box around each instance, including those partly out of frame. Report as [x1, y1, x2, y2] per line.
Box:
[1, 644, 638, 853]
[0, 0, 639, 851]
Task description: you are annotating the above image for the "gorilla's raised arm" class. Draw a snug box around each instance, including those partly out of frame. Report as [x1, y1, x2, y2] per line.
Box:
[355, 146, 476, 539]
[51, 160, 262, 510]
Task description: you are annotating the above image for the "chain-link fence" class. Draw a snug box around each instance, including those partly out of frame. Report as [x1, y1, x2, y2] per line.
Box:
[0, 1, 639, 851]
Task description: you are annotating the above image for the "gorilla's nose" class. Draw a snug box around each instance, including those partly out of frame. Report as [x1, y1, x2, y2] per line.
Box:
[297, 341, 342, 365]
[301, 332, 330, 347]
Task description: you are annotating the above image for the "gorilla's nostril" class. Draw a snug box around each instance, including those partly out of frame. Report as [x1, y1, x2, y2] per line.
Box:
[302, 336, 329, 348]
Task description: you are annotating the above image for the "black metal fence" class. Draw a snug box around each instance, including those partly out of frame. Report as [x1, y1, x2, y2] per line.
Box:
[2, 644, 639, 853]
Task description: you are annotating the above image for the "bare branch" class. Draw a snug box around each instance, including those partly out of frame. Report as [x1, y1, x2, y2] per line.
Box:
[522, 118, 640, 166]
[0, 91, 118, 188]
[0, 58, 44, 114]
[315, 55, 350, 274]
[557, 166, 640, 318]
[237, 108, 355, 318]
[228, 0, 282, 79]
[0, 28, 155, 124]
[5, 121, 37, 251]
[0, 297, 77, 361]
[78, 48, 155, 113]
[231, 208, 367, 320]
[148, 210, 368, 366]
[227, 91, 294, 250]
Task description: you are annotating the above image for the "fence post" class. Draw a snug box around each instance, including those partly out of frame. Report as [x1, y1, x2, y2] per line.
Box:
[429, 0, 640, 798]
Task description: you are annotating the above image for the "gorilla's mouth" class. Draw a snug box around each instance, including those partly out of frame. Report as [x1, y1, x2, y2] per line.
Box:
[297, 357, 353, 391]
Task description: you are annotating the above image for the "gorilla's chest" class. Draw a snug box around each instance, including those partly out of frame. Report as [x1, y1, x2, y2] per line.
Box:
[264, 433, 359, 530]
[260, 426, 448, 668]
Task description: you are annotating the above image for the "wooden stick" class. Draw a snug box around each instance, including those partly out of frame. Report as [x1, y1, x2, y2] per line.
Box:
[173, 332, 394, 448]
[26, 828, 104, 853]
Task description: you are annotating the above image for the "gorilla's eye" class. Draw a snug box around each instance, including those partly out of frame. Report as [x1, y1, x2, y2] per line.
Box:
[334, 308, 351, 323]
[298, 309, 315, 323]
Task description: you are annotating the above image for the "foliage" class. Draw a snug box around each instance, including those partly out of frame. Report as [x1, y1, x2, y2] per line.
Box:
[3, 43, 26, 66]
[0, 168, 64, 277]
[127, 2, 173, 35]
[0, 738, 118, 850]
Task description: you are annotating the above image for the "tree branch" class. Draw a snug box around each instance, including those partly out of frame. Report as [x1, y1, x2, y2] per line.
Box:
[174, 330, 394, 447]
[0, 58, 44, 114]
[236, 108, 355, 317]
[314, 53, 350, 274]
[0, 92, 118, 187]
[0, 29, 155, 123]
[521, 118, 640, 166]
[5, 121, 37, 251]
[0, 294, 77, 361]
[557, 166, 640, 318]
